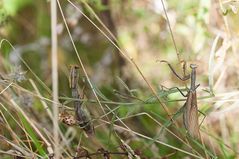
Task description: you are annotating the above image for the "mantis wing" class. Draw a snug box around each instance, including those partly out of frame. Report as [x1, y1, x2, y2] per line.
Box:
[184, 91, 200, 139]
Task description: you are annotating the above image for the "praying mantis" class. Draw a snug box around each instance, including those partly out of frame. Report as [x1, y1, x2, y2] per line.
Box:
[69, 65, 94, 135]
[161, 60, 205, 139]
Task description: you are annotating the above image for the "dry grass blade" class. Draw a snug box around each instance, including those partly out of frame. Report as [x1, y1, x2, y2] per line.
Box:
[0, 135, 35, 158]
[29, 79, 53, 119]
[0, 82, 13, 95]
[98, 110, 202, 156]
[10, 100, 54, 157]
[0, 108, 39, 157]
[99, 119, 202, 159]
[208, 34, 220, 95]
[160, 0, 181, 63]
[50, 0, 59, 157]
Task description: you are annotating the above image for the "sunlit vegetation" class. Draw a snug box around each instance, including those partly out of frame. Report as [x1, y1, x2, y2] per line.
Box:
[0, 0, 239, 158]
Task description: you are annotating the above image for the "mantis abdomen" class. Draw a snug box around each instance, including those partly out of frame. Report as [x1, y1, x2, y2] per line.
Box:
[184, 90, 200, 139]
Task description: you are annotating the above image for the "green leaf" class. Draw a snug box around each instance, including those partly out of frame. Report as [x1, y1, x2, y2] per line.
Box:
[20, 113, 47, 156]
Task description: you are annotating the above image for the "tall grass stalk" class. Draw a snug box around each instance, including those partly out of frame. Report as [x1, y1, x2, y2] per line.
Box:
[51, 0, 59, 158]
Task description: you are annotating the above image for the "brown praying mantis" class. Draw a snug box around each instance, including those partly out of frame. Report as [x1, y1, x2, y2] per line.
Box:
[161, 60, 205, 139]
[69, 65, 94, 135]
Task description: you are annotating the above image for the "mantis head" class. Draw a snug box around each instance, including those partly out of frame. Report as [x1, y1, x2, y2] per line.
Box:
[190, 64, 197, 69]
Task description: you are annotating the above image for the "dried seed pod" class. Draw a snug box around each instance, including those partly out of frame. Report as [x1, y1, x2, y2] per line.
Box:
[59, 111, 77, 126]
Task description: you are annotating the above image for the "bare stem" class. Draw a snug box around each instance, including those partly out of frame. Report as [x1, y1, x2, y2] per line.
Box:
[51, 0, 59, 158]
